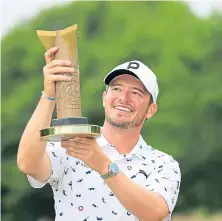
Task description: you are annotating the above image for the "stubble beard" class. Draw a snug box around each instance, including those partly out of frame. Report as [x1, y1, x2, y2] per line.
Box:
[105, 106, 149, 129]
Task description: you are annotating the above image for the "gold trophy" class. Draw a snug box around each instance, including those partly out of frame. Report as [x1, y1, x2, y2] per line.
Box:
[37, 24, 100, 142]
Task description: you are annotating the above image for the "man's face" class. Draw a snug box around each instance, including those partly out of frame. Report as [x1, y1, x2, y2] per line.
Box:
[103, 74, 157, 129]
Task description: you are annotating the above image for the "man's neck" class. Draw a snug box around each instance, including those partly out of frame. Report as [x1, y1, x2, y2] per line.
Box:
[101, 120, 142, 154]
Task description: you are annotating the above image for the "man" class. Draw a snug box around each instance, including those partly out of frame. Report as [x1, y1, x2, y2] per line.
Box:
[17, 47, 181, 221]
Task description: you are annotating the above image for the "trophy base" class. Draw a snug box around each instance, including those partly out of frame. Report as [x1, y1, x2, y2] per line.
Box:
[40, 124, 101, 142]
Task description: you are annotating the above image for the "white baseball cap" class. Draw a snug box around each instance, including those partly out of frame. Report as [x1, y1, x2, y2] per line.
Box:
[104, 60, 159, 103]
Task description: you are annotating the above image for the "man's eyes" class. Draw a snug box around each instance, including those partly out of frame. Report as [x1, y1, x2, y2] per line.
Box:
[112, 87, 121, 91]
[111, 87, 143, 97]
[132, 91, 143, 97]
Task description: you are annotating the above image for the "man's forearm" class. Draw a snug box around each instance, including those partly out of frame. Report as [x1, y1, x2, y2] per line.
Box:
[17, 96, 55, 172]
[103, 171, 168, 221]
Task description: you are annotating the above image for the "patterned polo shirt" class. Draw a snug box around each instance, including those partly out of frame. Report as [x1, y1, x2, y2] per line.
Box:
[28, 135, 181, 221]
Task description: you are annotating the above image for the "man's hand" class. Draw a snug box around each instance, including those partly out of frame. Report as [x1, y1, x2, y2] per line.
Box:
[61, 137, 111, 174]
[43, 47, 74, 98]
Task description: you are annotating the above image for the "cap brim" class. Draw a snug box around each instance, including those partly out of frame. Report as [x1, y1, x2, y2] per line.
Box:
[104, 69, 138, 85]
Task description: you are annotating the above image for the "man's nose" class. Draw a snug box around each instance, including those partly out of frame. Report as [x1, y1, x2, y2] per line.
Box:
[119, 90, 131, 102]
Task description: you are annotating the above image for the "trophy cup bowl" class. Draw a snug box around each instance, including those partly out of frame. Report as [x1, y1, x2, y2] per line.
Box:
[37, 24, 100, 142]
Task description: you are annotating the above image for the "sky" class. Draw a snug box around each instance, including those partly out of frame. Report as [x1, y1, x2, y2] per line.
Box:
[1, 0, 222, 38]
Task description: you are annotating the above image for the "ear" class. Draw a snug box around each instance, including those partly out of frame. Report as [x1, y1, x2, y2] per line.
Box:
[146, 103, 158, 119]
[102, 91, 107, 108]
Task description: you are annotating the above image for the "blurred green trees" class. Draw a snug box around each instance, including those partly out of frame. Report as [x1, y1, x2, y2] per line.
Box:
[1, 1, 222, 220]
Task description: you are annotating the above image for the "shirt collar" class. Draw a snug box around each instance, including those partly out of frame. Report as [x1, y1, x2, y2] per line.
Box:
[96, 133, 110, 147]
[96, 133, 152, 161]
[126, 135, 152, 160]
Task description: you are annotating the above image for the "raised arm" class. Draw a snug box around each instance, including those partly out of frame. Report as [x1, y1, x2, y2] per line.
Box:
[17, 47, 73, 182]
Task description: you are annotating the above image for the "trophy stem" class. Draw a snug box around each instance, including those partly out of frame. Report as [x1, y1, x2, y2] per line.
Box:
[55, 29, 82, 119]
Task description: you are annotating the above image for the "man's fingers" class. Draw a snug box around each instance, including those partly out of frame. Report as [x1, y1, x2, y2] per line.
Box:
[62, 138, 92, 146]
[62, 142, 88, 150]
[44, 47, 59, 64]
[48, 74, 72, 82]
[66, 150, 84, 160]
[66, 148, 88, 157]
[47, 66, 74, 75]
[47, 60, 72, 68]
[73, 137, 95, 145]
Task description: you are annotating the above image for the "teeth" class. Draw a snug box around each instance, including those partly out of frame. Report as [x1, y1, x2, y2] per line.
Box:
[115, 106, 132, 112]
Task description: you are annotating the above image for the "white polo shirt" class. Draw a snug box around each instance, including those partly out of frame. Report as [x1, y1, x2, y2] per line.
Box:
[28, 135, 181, 221]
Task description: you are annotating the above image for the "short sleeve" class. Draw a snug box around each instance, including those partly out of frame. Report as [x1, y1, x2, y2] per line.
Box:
[145, 157, 181, 214]
[27, 142, 67, 189]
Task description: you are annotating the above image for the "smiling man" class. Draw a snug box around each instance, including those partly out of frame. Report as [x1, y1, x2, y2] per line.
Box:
[17, 47, 181, 221]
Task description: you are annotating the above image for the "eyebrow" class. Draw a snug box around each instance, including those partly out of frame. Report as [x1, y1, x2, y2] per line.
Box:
[110, 83, 146, 95]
